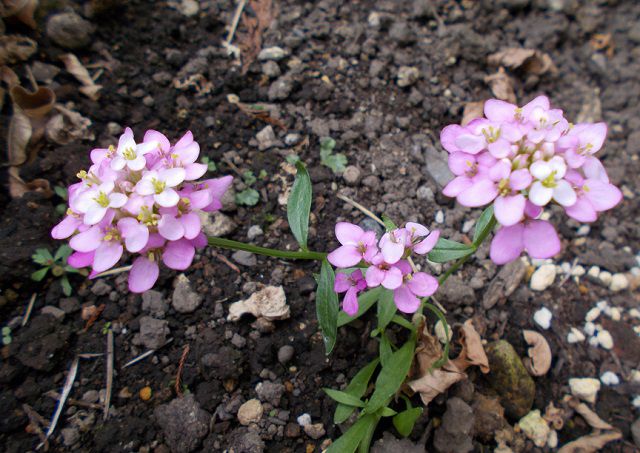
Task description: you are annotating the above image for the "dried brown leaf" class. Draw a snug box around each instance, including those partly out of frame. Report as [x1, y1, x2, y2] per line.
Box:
[452, 319, 490, 373]
[522, 329, 552, 376]
[0, 0, 38, 29]
[8, 167, 52, 198]
[461, 101, 484, 126]
[557, 431, 621, 453]
[484, 67, 516, 104]
[0, 34, 36, 65]
[488, 48, 557, 76]
[7, 104, 31, 166]
[10, 85, 56, 119]
[564, 395, 615, 431]
[60, 53, 102, 101]
[543, 402, 564, 430]
[0, 64, 19, 88]
[237, 0, 274, 74]
[46, 104, 94, 145]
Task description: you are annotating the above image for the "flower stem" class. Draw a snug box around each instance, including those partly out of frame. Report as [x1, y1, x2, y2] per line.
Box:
[206, 236, 327, 261]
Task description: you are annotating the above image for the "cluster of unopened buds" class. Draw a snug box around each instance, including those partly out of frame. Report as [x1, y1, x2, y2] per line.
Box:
[328, 222, 440, 315]
[441, 96, 622, 264]
[51, 128, 232, 292]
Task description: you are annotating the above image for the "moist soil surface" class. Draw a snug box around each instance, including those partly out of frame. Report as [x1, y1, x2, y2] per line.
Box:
[1, 0, 640, 452]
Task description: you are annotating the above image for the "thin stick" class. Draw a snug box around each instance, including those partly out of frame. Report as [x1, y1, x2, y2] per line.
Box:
[211, 250, 241, 273]
[23, 404, 49, 450]
[93, 265, 132, 278]
[104, 329, 114, 420]
[22, 293, 37, 326]
[121, 338, 173, 369]
[224, 0, 248, 46]
[44, 391, 102, 410]
[38, 357, 79, 450]
[337, 194, 385, 227]
[175, 345, 190, 397]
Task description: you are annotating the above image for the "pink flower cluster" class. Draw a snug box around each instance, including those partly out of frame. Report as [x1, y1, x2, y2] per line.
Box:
[441, 96, 622, 264]
[328, 222, 440, 315]
[51, 128, 232, 292]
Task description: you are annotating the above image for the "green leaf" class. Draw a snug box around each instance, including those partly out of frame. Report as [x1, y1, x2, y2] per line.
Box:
[334, 358, 380, 424]
[324, 389, 366, 407]
[258, 169, 268, 180]
[287, 161, 312, 250]
[391, 315, 416, 332]
[54, 185, 68, 199]
[242, 170, 257, 185]
[473, 205, 495, 244]
[364, 336, 416, 415]
[381, 214, 397, 232]
[357, 415, 381, 453]
[235, 188, 260, 206]
[54, 245, 73, 262]
[285, 154, 300, 164]
[320, 136, 336, 152]
[31, 267, 50, 281]
[337, 287, 382, 327]
[393, 407, 423, 437]
[60, 275, 72, 296]
[379, 334, 393, 367]
[32, 248, 53, 265]
[319, 137, 347, 174]
[427, 238, 475, 263]
[326, 413, 378, 453]
[317, 260, 339, 355]
[380, 407, 398, 417]
[2, 327, 11, 335]
[376, 289, 397, 331]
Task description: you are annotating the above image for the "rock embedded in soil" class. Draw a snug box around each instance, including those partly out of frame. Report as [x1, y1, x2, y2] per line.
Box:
[303, 423, 326, 440]
[397, 66, 420, 87]
[138, 316, 169, 349]
[232, 250, 258, 267]
[433, 397, 474, 453]
[46, 12, 95, 49]
[258, 46, 288, 61]
[483, 259, 527, 309]
[40, 305, 65, 320]
[372, 431, 425, 453]
[530, 264, 556, 291]
[438, 275, 475, 304]
[485, 340, 535, 419]
[518, 410, 551, 448]
[228, 286, 290, 322]
[632, 418, 640, 447]
[59, 297, 80, 314]
[172, 274, 202, 314]
[255, 381, 285, 406]
[342, 165, 361, 185]
[472, 394, 506, 442]
[61, 427, 80, 447]
[91, 280, 111, 296]
[278, 345, 295, 364]
[142, 290, 167, 318]
[199, 211, 237, 237]
[569, 378, 600, 403]
[227, 427, 265, 453]
[154, 394, 210, 453]
[237, 399, 264, 425]
[268, 76, 294, 101]
[533, 307, 552, 330]
[12, 315, 71, 371]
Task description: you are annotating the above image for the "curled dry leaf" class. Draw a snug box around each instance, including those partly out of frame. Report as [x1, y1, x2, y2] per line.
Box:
[0, 0, 38, 29]
[557, 431, 622, 453]
[237, 0, 274, 74]
[522, 329, 552, 376]
[543, 402, 564, 431]
[227, 93, 286, 130]
[488, 48, 557, 76]
[227, 285, 290, 322]
[484, 67, 516, 104]
[60, 53, 102, 101]
[10, 85, 56, 119]
[0, 64, 19, 88]
[46, 104, 94, 145]
[7, 103, 31, 166]
[461, 101, 484, 126]
[8, 167, 52, 198]
[563, 395, 615, 431]
[408, 319, 489, 406]
[0, 34, 37, 65]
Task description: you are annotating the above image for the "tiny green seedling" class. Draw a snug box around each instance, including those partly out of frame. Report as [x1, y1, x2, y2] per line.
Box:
[102, 322, 112, 335]
[319, 137, 347, 174]
[201, 156, 217, 172]
[2, 327, 12, 345]
[54, 185, 69, 217]
[286, 154, 300, 165]
[31, 245, 85, 296]
[235, 170, 261, 206]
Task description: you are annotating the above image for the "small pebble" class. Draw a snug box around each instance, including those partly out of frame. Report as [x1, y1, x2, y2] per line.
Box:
[530, 264, 556, 291]
[632, 396, 640, 408]
[585, 307, 601, 322]
[303, 423, 326, 440]
[238, 399, 264, 425]
[140, 386, 152, 401]
[569, 378, 600, 403]
[583, 322, 596, 336]
[610, 273, 629, 292]
[278, 345, 295, 364]
[587, 266, 600, 279]
[576, 225, 590, 236]
[630, 308, 640, 319]
[533, 307, 552, 330]
[607, 307, 622, 321]
[435, 210, 444, 224]
[297, 413, 311, 427]
[598, 271, 612, 286]
[600, 371, 620, 386]
[571, 265, 585, 277]
[567, 327, 585, 343]
[596, 330, 614, 350]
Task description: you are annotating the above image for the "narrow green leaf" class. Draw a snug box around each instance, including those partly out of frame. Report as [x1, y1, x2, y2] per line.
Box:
[61, 275, 72, 296]
[393, 407, 423, 437]
[324, 389, 365, 407]
[427, 238, 475, 263]
[32, 248, 53, 265]
[376, 289, 397, 331]
[357, 415, 381, 453]
[473, 205, 495, 245]
[235, 188, 260, 206]
[54, 185, 68, 199]
[31, 267, 50, 281]
[317, 260, 339, 355]
[381, 214, 397, 232]
[334, 359, 380, 424]
[365, 336, 416, 414]
[337, 287, 382, 327]
[326, 414, 377, 453]
[287, 161, 312, 249]
[54, 244, 73, 262]
[379, 334, 393, 367]
[380, 407, 398, 417]
[391, 315, 416, 332]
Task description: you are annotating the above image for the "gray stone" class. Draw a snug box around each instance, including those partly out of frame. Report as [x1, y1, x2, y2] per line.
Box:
[258, 46, 287, 61]
[227, 427, 265, 453]
[439, 276, 475, 305]
[255, 381, 285, 406]
[632, 418, 640, 447]
[82, 390, 100, 404]
[31, 61, 60, 84]
[342, 165, 361, 185]
[199, 211, 237, 237]
[262, 60, 281, 78]
[91, 280, 111, 296]
[389, 22, 414, 45]
[142, 290, 167, 318]
[483, 259, 527, 309]
[231, 334, 246, 348]
[247, 225, 264, 241]
[61, 427, 80, 447]
[138, 316, 169, 349]
[256, 125, 279, 150]
[41, 305, 65, 320]
[268, 76, 293, 101]
[178, 57, 208, 77]
[397, 66, 420, 88]
[154, 394, 210, 453]
[416, 185, 434, 201]
[232, 250, 257, 267]
[372, 431, 425, 453]
[303, 423, 325, 440]
[278, 345, 295, 364]
[630, 24, 640, 44]
[359, 217, 385, 241]
[172, 274, 203, 314]
[434, 398, 474, 453]
[46, 12, 95, 49]
[59, 297, 80, 314]
[424, 143, 453, 188]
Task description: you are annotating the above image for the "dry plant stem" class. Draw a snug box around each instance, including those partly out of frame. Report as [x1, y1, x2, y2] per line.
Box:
[23, 404, 49, 450]
[45, 391, 102, 410]
[93, 265, 132, 278]
[175, 345, 190, 396]
[122, 338, 174, 369]
[104, 329, 114, 421]
[22, 292, 36, 326]
[337, 193, 385, 226]
[39, 357, 79, 450]
[225, 0, 248, 45]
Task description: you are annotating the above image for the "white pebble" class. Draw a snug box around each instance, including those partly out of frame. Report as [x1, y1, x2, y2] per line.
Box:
[533, 307, 553, 330]
[596, 330, 614, 350]
[296, 413, 311, 427]
[560, 262, 572, 274]
[567, 328, 585, 343]
[569, 378, 601, 403]
[571, 265, 586, 277]
[630, 308, 640, 319]
[576, 225, 590, 236]
[547, 430, 558, 449]
[608, 307, 622, 321]
[462, 219, 475, 234]
[631, 267, 640, 277]
[435, 210, 444, 224]
[596, 300, 609, 310]
[631, 370, 640, 383]
[588, 336, 600, 347]
[599, 271, 612, 286]
[583, 322, 597, 336]
[585, 307, 601, 322]
[635, 326, 640, 336]
[632, 396, 640, 408]
[531, 258, 550, 267]
[600, 371, 620, 386]
[587, 266, 601, 279]
[610, 273, 629, 292]
[530, 264, 557, 291]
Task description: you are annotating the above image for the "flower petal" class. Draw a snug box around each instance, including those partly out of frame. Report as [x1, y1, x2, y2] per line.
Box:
[583, 179, 622, 212]
[443, 176, 473, 198]
[457, 179, 498, 207]
[413, 230, 440, 254]
[159, 167, 186, 187]
[335, 222, 364, 246]
[155, 188, 180, 207]
[184, 163, 207, 180]
[68, 251, 94, 268]
[454, 133, 486, 154]
[484, 99, 517, 122]
[51, 215, 80, 239]
[69, 226, 103, 252]
[327, 245, 361, 268]
[334, 273, 351, 293]
[552, 180, 577, 207]
[407, 272, 438, 297]
[128, 257, 159, 293]
[381, 266, 403, 290]
[180, 212, 201, 240]
[489, 224, 524, 265]
[158, 214, 185, 241]
[523, 220, 561, 259]
[565, 196, 598, 222]
[342, 287, 359, 316]
[393, 285, 421, 313]
[528, 181, 553, 206]
[162, 240, 195, 270]
[92, 241, 123, 273]
[143, 130, 170, 151]
[365, 265, 385, 287]
[494, 194, 526, 227]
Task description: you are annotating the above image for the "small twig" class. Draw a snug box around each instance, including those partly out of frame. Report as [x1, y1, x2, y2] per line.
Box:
[83, 304, 105, 332]
[22, 293, 37, 327]
[104, 329, 114, 421]
[93, 265, 132, 278]
[337, 194, 385, 227]
[23, 404, 49, 450]
[430, 296, 448, 315]
[221, 157, 244, 178]
[24, 65, 38, 91]
[211, 250, 241, 273]
[77, 353, 103, 359]
[224, 0, 248, 46]
[175, 345, 190, 397]
[121, 338, 174, 369]
[44, 391, 102, 410]
[38, 357, 79, 450]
